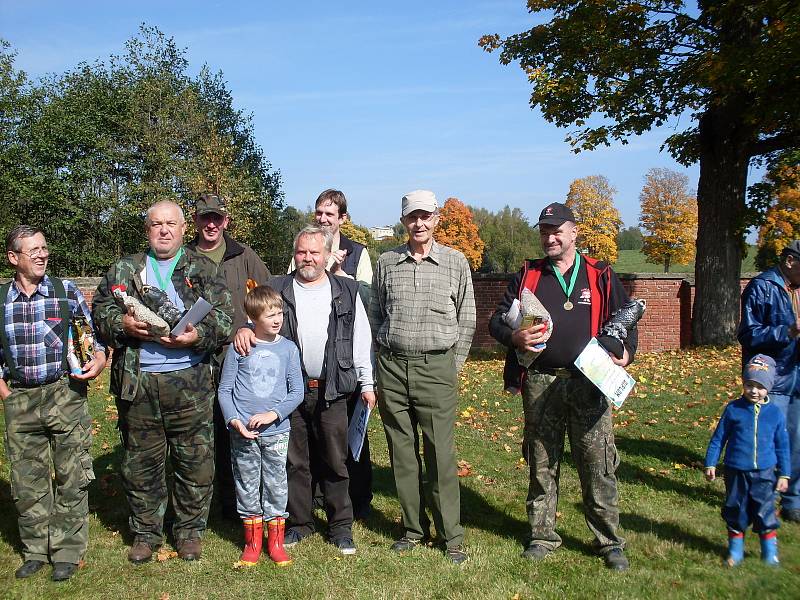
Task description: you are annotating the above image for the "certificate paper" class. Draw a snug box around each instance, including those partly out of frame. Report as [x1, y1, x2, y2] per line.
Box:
[574, 338, 636, 409]
[170, 297, 213, 336]
[348, 400, 372, 462]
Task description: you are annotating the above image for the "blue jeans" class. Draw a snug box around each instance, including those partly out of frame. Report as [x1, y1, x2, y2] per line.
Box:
[770, 392, 800, 510]
[230, 431, 290, 519]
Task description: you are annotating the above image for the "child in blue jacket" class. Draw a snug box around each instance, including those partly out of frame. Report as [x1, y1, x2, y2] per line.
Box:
[705, 354, 791, 566]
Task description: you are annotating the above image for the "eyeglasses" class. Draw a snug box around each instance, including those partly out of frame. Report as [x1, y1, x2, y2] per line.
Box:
[403, 212, 436, 224]
[15, 247, 49, 259]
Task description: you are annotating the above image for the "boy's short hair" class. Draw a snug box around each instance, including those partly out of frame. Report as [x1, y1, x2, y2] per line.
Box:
[244, 285, 283, 320]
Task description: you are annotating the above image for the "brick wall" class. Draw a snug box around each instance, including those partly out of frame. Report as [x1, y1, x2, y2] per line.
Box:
[473, 272, 756, 354]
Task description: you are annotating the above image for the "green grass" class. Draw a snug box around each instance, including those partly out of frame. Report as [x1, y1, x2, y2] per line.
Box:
[613, 246, 759, 275]
[2, 347, 799, 599]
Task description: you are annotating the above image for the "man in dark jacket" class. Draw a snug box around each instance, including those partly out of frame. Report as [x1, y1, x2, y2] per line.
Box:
[186, 192, 271, 520]
[738, 241, 800, 522]
[489, 202, 637, 571]
[287, 189, 375, 519]
[236, 224, 375, 554]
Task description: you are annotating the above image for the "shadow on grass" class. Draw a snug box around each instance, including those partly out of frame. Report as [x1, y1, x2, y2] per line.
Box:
[88, 444, 130, 541]
[614, 436, 723, 506]
[620, 510, 725, 557]
[0, 477, 21, 558]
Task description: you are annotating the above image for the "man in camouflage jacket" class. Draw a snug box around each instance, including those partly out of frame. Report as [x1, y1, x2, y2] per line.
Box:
[92, 200, 232, 564]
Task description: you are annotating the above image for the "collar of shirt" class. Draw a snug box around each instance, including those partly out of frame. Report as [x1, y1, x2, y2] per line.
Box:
[397, 240, 442, 265]
[10, 274, 52, 301]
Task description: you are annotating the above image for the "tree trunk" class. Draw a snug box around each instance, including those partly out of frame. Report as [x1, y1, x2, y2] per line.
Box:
[663, 257, 670, 273]
[692, 109, 751, 345]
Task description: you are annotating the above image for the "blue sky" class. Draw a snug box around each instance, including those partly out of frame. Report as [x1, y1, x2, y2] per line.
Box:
[0, 1, 764, 232]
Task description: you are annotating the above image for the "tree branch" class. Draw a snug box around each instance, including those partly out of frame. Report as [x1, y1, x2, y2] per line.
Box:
[750, 132, 800, 157]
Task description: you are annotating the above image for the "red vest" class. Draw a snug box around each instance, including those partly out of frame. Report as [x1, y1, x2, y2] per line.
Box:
[518, 255, 612, 337]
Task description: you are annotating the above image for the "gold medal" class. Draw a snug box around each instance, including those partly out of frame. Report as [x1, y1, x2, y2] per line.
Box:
[564, 301, 574, 311]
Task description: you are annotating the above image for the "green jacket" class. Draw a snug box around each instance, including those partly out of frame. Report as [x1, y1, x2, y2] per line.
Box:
[92, 247, 233, 401]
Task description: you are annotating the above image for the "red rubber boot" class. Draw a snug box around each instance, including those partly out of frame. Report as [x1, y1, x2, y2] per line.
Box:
[267, 517, 292, 566]
[240, 516, 263, 565]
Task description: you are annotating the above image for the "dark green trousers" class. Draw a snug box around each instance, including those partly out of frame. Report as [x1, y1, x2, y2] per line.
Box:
[4, 378, 94, 564]
[116, 363, 214, 546]
[377, 348, 464, 547]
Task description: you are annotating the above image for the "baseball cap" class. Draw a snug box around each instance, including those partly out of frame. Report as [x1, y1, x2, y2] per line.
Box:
[536, 202, 575, 227]
[781, 240, 800, 259]
[195, 193, 228, 216]
[401, 190, 438, 217]
[743, 354, 776, 392]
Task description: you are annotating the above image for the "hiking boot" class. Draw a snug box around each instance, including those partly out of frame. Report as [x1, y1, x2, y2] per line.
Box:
[52, 562, 77, 582]
[14, 560, 46, 579]
[128, 540, 157, 564]
[176, 538, 202, 561]
[333, 536, 357, 555]
[604, 548, 629, 571]
[521, 543, 551, 561]
[390, 537, 423, 552]
[445, 545, 468, 565]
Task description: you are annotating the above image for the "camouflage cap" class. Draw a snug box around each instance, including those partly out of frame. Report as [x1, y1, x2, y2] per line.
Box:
[196, 193, 228, 216]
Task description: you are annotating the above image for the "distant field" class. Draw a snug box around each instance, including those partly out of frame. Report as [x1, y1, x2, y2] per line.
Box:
[613, 246, 759, 275]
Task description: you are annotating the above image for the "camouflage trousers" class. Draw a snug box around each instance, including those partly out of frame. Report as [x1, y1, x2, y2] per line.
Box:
[230, 431, 290, 519]
[116, 363, 214, 546]
[3, 377, 94, 564]
[522, 371, 624, 554]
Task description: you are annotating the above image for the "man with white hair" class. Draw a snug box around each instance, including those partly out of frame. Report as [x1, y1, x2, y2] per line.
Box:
[92, 200, 233, 564]
[236, 224, 375, 554]
[369, 190, 476, 564]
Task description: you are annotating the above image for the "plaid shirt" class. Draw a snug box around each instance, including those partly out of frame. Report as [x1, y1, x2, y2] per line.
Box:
[369, 240, 476, 370]
[1, 275, 105, 386]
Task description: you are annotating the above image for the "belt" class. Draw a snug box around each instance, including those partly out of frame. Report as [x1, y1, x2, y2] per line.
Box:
[532, 367, 579, 379]
[12, 375, 66, 389]
[307, 378, 324, 389]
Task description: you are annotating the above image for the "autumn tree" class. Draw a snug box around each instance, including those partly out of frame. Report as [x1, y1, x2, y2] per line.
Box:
[340, 219, 374, 249]
[639, 168, 698, 273]
[435, 197, 485, 270]
[480, 1, 800, 344]
[755, 164, 800, 270]
[565, 176, 622, 263]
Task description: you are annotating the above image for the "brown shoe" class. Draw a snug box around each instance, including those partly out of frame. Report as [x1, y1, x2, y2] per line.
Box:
[128, 541, 156, 564]
[176, 538, 202, 561]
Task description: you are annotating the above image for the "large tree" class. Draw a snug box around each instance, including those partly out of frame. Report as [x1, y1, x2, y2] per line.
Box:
[1, 26, 285, 275]
[480, 1, 800, 344]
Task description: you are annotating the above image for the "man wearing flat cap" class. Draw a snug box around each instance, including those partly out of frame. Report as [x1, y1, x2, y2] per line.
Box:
[369, 189, 476, 564]
[186, 192, 271, 520]
[489, 202, 637, 570]
[739, 240, 800, 523]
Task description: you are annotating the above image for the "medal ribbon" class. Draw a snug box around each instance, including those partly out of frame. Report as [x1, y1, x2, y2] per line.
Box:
[148, 247, 183, 291]
[550, 253, 581, 304]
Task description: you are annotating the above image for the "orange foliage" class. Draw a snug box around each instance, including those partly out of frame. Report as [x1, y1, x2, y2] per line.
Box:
[639, 168, 697, 272]
[757, 166, 800, 268]
[436, 198, 485, 270]
[565, 175, 622, 263]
